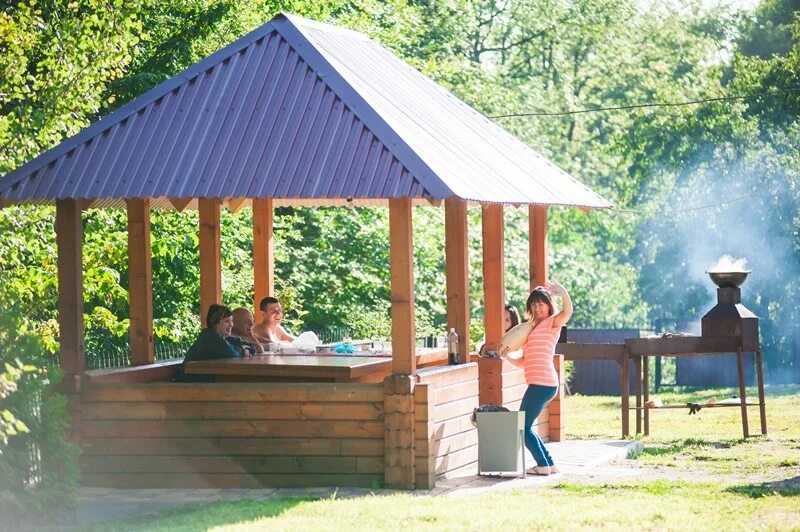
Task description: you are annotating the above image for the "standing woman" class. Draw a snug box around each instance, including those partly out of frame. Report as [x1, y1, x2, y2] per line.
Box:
[498, 280, 572, 475]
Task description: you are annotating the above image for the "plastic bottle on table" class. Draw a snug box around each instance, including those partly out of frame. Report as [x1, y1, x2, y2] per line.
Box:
[447, 328, 460, 365]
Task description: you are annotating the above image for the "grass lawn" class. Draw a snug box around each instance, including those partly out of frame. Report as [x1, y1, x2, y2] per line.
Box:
[87, 385, 800, 531]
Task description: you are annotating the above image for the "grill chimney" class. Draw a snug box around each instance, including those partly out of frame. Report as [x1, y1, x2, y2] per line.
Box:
[701, 270, 758, 340]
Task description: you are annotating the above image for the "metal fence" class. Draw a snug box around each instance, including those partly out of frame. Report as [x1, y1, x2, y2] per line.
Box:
[85, 340, 191, 370]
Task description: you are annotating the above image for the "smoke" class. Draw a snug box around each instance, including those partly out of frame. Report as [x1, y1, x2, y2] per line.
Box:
[637, 156, 800, 383]
[708, 255, 749, 273]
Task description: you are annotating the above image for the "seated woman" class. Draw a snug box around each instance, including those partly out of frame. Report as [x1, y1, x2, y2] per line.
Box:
[477, 303, 522, 356]
[253, 296, 296, 345]
[177, 304, 251, 382]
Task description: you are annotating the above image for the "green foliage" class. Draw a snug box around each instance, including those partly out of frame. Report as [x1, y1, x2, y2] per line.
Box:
[0, 359, 35, 446]
[0, 0, 145, 173]
[1, 0, 798, 382]
[0, 308, 79, 517]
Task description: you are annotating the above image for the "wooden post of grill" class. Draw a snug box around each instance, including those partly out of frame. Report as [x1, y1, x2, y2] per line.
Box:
[529, 205, 548, 288]
[635, 357, 642, 434]
[736, 346, 749, 438]
[643, 355, 650, 435]
[252, 198, 275, 317]
[445, 198, 470, 358]
[127, 199, 154, 365]
[755, 347, 767, 435]
[198, 199, 222, 324]
[56, 199, 85, 442]
[385, 198, 415, 489]
[479, 204, 504, 405]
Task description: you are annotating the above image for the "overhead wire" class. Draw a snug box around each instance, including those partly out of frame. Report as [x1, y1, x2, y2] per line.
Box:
[489, 87, 800, 118]
[604, 175, 797, 216]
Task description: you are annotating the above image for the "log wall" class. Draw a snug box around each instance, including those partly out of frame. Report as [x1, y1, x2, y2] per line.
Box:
[80, 382, 385, 488]
[414, 363, 479, 488]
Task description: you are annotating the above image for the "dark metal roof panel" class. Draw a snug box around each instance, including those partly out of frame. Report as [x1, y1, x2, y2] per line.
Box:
[291, 16, 609, 207]
[0, 13, 609, 209]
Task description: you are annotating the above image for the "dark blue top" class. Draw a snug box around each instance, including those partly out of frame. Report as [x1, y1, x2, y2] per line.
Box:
[178, 329, 247, 382]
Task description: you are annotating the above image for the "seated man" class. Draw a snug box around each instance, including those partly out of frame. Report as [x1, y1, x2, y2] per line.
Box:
[253, 296, 296, 344]
[231, 307, 265, 354]
[178, 304, 250, 382]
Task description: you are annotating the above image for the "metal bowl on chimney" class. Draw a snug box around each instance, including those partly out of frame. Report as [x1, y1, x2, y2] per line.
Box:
[706, 271, 750, 288]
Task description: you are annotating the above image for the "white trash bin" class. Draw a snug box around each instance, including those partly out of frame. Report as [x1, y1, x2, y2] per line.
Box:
[476, 410, 527, 478]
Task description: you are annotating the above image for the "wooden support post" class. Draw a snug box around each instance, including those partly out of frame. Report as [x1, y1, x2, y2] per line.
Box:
[529, 205, 548, 288]
[621, 351, 630, 437]
[198, 199, 222, 324]
[383, 374, 416, 489]
[445, 198, 470, 357]
[127, 199, 154, 365]
[389, 198, 415, 376]
[756, 348, 767, 435]
[386, 198, 417, 488]
[56, 199, 85, 442]
[736, 346, 749, 438]
[549, 354, 565, 442]
[479, 203, 504, 405]
[252, 198, 275, 316]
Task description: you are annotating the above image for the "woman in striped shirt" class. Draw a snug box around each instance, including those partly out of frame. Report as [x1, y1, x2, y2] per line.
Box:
[499, 280, 572, 475]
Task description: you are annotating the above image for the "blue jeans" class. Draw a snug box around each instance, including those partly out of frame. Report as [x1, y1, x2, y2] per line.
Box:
[520, 384, 558, 467]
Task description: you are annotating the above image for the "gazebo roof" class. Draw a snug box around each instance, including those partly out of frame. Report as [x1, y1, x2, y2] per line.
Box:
[0, 13, 611, 210]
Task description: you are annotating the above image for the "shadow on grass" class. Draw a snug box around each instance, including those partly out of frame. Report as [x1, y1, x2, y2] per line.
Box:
[638, 438, 739, 458]
[87, 497, 311, 531]
[726, 476, 800, 498]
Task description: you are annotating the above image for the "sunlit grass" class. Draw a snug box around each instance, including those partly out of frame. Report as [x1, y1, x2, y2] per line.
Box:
[92, 481, 800, 531]
[563, 384, 800, 475]
[86, 385, 800, 531]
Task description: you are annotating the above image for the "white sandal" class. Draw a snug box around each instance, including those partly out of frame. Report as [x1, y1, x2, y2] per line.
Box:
[527, 466, 551, 476]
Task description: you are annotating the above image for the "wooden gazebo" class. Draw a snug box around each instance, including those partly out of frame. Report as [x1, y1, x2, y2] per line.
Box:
[0, 14, 610, 489]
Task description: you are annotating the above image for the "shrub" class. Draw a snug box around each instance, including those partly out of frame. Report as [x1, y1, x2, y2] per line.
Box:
[0, 307, 79, 519]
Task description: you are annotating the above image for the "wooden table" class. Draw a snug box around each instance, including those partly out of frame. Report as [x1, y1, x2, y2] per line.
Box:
[557, 335, 767, 439]
[185, 350, 448, 383]
[556, 342, 631, 437]
[625, 336, 766, 439]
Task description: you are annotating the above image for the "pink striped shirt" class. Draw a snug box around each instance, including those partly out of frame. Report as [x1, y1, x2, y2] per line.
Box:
[522, 315, 561, 386]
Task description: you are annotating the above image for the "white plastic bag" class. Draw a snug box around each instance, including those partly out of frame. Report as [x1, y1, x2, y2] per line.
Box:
[292, 331, 321, 352]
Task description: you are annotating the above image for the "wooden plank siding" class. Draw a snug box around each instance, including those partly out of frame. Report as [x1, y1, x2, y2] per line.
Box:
[414, 364, 479, 488]
[80, 382, 384, 488]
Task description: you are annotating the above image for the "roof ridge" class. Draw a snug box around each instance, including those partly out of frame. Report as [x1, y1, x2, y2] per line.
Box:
[272, 15, 452, 200]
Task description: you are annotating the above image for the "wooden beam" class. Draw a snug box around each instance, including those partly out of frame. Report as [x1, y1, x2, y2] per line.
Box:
[79, 199, 96, 211]
[529, 205, 548, 288]
[198, 199, 222, 324]
[56, 199, 85, 377]
[170, 197, 192, 212]
[56, 199, 85, 443]
[444, 198, 470, 357]
[228, 197, 247, 213]
[549, 355, 565, 442]
[480, 203, 504, 405]
[127, 198, 154, 366]
[252, 198, 275, 316]
[389, 198, 415, 375]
